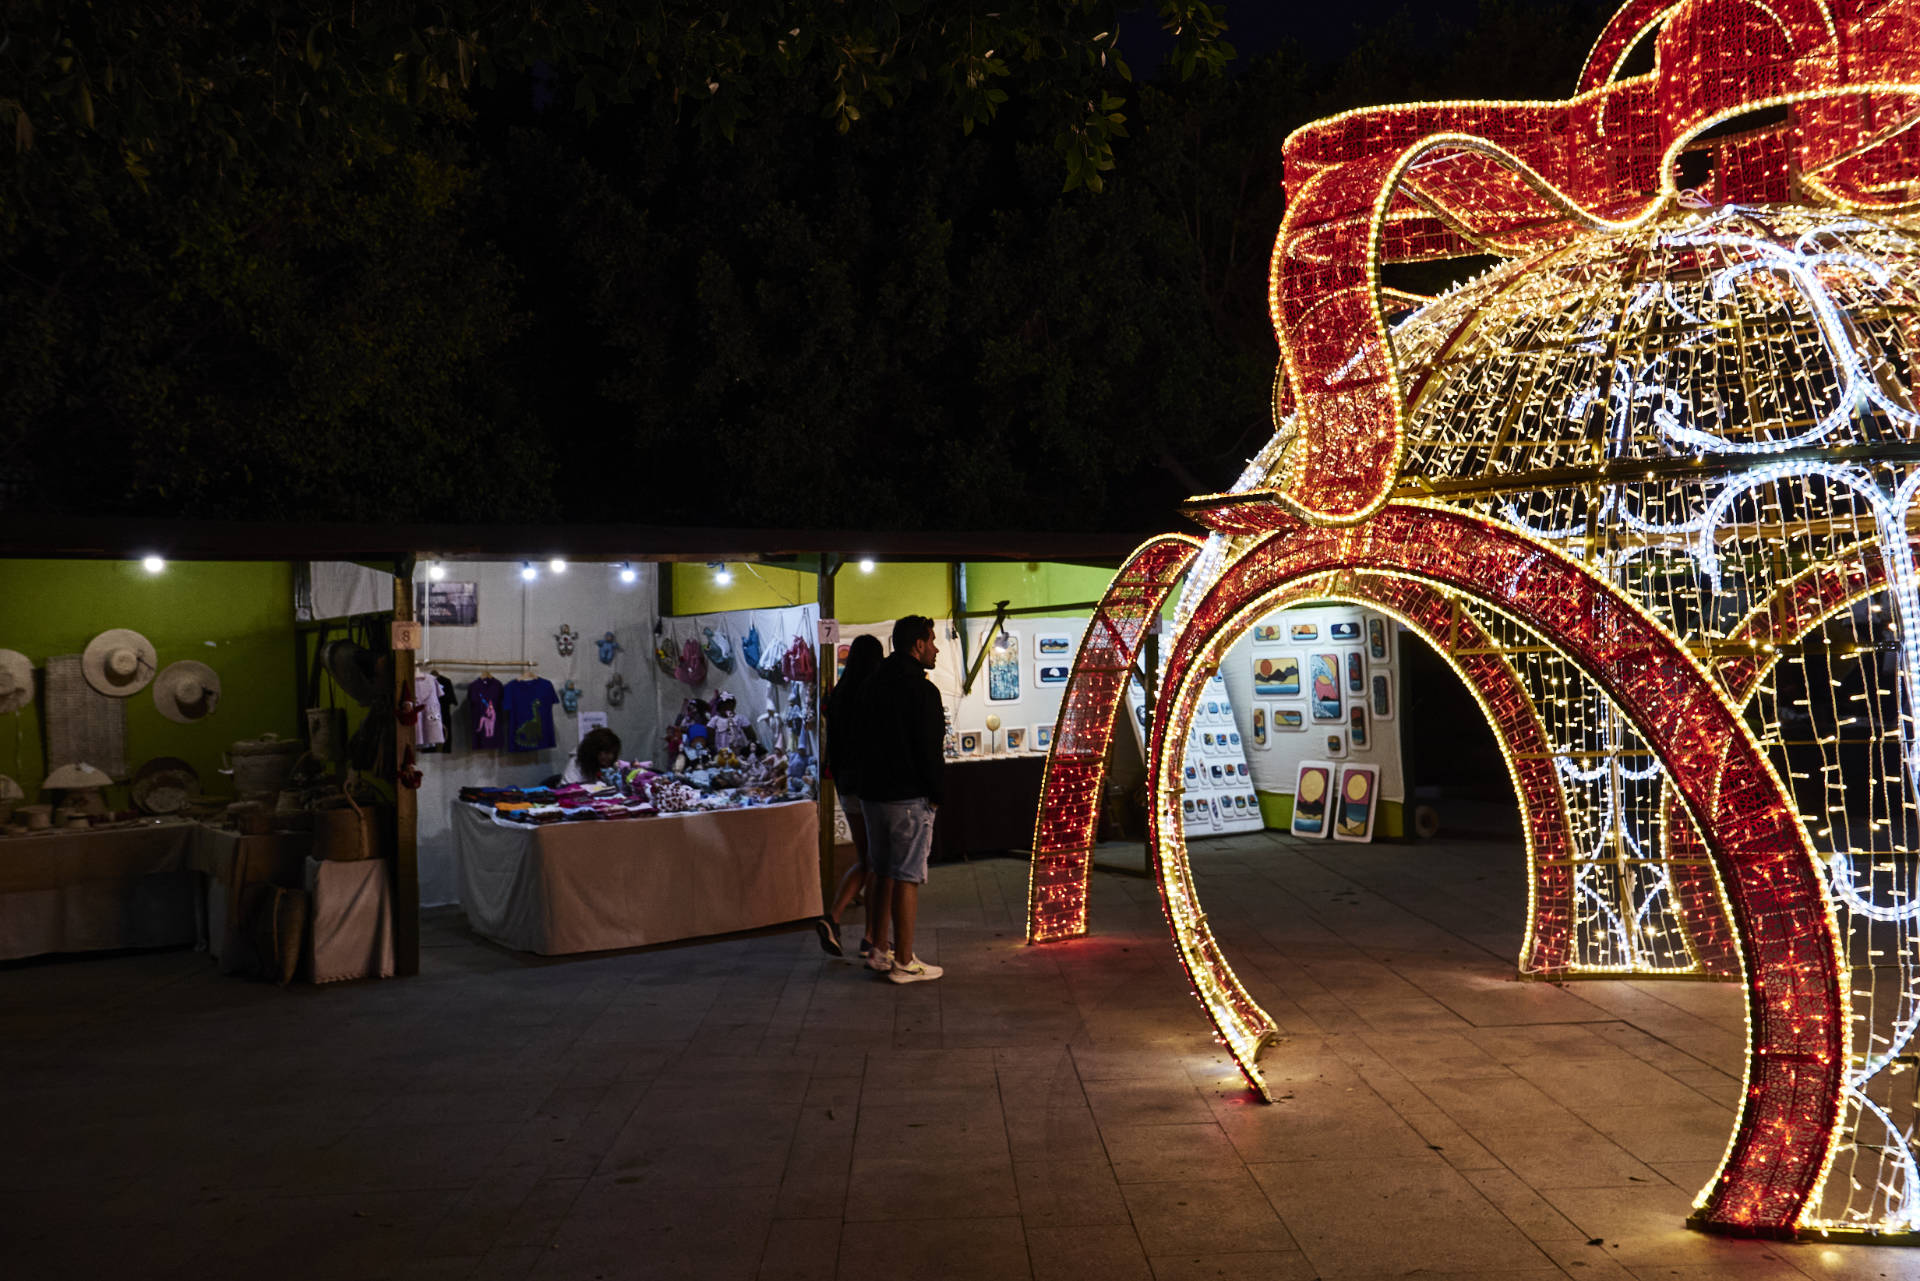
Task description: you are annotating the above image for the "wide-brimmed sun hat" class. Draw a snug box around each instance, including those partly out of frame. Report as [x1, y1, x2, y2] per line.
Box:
[153, 660, 222, 723]
[0, 649, 31, 715]
[82, 628, 158, 697]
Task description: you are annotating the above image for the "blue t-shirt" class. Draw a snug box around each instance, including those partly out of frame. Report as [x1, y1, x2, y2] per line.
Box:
[503, 677, 559, 753]
[468, 676, 507, 750]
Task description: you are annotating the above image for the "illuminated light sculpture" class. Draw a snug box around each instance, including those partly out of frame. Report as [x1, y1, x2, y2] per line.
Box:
[1029, 0, 1920, 1240]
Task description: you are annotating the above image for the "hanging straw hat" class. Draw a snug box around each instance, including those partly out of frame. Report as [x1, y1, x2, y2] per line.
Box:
[153, 660, 221, 723]
[82, 628, 158, 697]
[321, 639, 381, 707]
[0, 649, 31, 714]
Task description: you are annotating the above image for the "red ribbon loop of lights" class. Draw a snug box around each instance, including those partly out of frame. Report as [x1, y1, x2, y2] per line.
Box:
[1268, 0, 1920, 525]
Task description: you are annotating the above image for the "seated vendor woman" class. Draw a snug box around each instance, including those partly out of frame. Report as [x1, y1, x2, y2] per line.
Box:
[561, 727, 622, 785]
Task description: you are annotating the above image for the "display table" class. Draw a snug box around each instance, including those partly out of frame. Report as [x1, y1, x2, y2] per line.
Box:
[0, 819, 199, 960]
[936, 755, 1047, 859]
[451, 801, 823, 955]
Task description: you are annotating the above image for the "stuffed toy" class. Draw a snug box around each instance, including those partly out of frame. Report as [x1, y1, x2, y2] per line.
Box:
[709, 690, 743, 754]
[703, 627, 734, 674]
[595, 631, 622, 664]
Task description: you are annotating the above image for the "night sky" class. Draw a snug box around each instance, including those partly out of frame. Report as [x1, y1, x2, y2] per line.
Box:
[1121, 0, 1489, 72]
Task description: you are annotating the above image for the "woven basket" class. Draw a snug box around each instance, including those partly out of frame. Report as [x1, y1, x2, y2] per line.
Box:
[312, 792, 375, 861]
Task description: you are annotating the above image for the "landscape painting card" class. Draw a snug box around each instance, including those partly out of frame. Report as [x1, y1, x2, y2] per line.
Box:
[1251, 622, 1285, 645]
[1005, 726, 1027, 751]
[1348, 704, 1368, 749]
[1253, 652, 1301, 697]
[1035, 724, 1053, 750]
[1323, 729, 1348, 759]
[1035, 633, 1074, 660]
[1329, 620, 1361, 642]
[1345, 650, 1366, 694]
[1367, 615, 1393, 664]
[1289, 621, 1320, 642]
[1310, 653, 1342, 720]
[1291, 760, 1336, 838]
[987, 631, 1021, 702]
[1333, 764, 1380, 842]
[1250, 706, 1268, 750]
[1370, 672, 1394, 720]
[1037, 664, 1070, 686]
[1273, 705, 1306, 731]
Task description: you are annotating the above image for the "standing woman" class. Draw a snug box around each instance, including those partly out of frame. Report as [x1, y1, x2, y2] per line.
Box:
[815, 633, 885, 958]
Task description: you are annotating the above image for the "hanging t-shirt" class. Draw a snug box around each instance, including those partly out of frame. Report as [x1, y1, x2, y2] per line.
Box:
[503, 677, 559, 753]
[468, 676, 507, 750]
[411, 673, 447, 748]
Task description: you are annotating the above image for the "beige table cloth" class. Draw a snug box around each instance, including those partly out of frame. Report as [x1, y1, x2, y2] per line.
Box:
[451, 801, 822, 955]
[0, 819, 198, 959]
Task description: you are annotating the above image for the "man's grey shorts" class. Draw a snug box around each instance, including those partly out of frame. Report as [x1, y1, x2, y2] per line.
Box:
[864, 797, 935, 885]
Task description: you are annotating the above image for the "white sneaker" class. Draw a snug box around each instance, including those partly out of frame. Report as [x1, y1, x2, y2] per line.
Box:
[887, 956, 943, 984]
[865, 948, 894, 972]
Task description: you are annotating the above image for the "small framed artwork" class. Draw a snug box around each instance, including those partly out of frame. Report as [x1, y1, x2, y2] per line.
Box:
[1274, 705, 1306, 731]
[1290, 622, 1320, 642]
[987, 631, 1021, 702]
[1346, 650, 1366, 695]
[1334, 764, 1380, 842]
[959, 730, 982, 756]
[1324, 729, 1348, 759]
[1253, 653, 1300, 697]
[1250, 706, 1268, 749]
[1251, 622, 1284, 644]
[1035, 724, 1053, 750]
[1370, 672, 1394, 720]
[1349, 705, 1368, 749]
[1311, 653, 1342, 720]
[1035, 633, 1074, 659]
[415, 580, 479, 626]
[1292, 760, 1336, 838]
[1367, 615, 1393, 663]
[1037, 664, 1070, 686]
[1330, 620, 1360, 641]
[1006, 726, 1027, 751]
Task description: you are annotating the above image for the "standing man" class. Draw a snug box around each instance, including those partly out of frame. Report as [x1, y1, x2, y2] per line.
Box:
[857, 614, 946, 984]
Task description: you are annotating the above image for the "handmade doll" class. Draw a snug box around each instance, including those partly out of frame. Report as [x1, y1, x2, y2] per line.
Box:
[709, 690, 742, 754]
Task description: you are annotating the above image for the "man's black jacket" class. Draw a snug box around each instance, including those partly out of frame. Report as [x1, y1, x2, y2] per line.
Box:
[856, 650, 945, 805]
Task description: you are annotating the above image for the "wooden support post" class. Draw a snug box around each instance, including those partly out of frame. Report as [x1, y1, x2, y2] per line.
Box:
[392, 560, 420, 977]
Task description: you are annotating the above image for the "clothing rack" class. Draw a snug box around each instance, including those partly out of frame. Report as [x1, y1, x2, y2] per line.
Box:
[423, 659, 538, 669]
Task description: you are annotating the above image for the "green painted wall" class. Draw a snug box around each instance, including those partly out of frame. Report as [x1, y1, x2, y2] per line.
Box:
[669, 559, 1130, 624]
[0, 559, 299, 804]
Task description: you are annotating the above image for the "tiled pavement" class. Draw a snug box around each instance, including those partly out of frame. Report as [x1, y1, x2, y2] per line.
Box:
[5, 828, 1917, 1280]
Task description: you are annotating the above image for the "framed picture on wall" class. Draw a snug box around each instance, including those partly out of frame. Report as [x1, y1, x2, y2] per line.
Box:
[1006, 726, 1027, 751]
[1274, 705, 1306, 731]
[1370, 672, 1393, 720]
[414, 580, 478, 626]
[1334, 764, 1380, 842]
[1330, 620, 1360, 641]
[1324, 729, 1348, 759]
[1035, 724, 1053, 750]
[959, 730, 982, 756]
[1251, 622, 1284, 644]
[1367, 615, 1393, 663]
[1037, 664, 1070, 685]
[1250, 706, 1268, 749]
[987, 631, 1021, 702]
[1311, 653, 1342, 720]
[1290, 622, 1320, 642]
[1349, 704, 1368, 749]
[1345, 650, 1366, 694]
[1035, 633, 1074, 659]
[1292, 760, 1336, 838]
[1253, 653, 1300, 697]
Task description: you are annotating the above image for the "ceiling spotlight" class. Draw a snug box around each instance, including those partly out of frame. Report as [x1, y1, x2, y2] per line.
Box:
[549, 558, 567, 573]
[427, 563, 446, 581]
[858, 558, 875, 573]
[714, 567, 733, 586]
[619, 564, 638, 584]
[520, 562, 538, 582]
[141, 555, 166, 574]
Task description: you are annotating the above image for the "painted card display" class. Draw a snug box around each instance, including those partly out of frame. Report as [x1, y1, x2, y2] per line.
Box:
[1251, 622, 1284, 644]
[987, 631, 1021, 702]
[1037, 664, 1070, 685]
[1274, 706, 1305, 730]
[1290, 622, 1320, 641]
[1005, 726, 1027, 751]
[1370, 672, 1394, 720]
[1292, 760, 1335, 838]
[1334, 765, 1380, 842]
[1035, 633, 1074, 659]
[1253, 653, 1301, 697]
[1367, 615, 1392, 663]
[1251, 706, 1268, 749]
[1310, 653, 1342, 720]
[1346, 650, 1365, 694]
[1324, 729, 1348, 759]
[1035, 724, 1052, 750]
[1349, 704, 1368, 749]
[1330, 620, 1361, 641]
[959, 730, 982, 756]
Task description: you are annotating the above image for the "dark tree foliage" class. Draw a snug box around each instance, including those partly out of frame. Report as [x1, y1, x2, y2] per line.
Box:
[1, 1, 1609, 532]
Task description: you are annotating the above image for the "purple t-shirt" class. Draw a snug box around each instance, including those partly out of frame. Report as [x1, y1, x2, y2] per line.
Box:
[503, 677, 559, 753]
[468, 676, 507, 750]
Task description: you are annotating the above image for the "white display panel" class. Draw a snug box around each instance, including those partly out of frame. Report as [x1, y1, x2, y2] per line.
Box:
[1126, 665, 1264, 838]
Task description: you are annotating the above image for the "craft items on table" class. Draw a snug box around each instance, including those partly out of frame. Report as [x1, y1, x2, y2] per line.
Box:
[0, 649, 32, 714]
[82, 628, 158, 697]
[153, 660, 221, 723]
[44, 762, 113, 826]
[130, 757, 198, 815]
